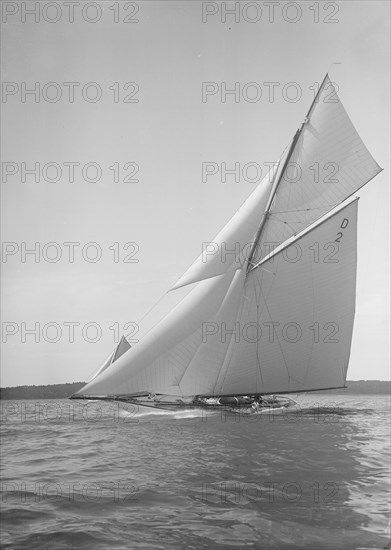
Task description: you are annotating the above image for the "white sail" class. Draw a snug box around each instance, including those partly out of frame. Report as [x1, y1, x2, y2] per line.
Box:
[112, 335, 131, 363]
[253, 75, 381, 264]
[85, 350, 115, 383]
[210, 199, 358, 396]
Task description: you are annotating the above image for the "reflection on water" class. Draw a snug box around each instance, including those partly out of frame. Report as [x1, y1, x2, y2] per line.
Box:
[1, 395, 390, 549]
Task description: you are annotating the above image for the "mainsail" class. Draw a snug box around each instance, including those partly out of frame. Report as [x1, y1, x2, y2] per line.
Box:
[207, 199, 358, 396]
[74, 74, 381, 400]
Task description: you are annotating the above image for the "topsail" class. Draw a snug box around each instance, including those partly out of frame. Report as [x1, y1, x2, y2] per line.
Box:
[172, 75, 380, 288]
[74, 74, 382, 401]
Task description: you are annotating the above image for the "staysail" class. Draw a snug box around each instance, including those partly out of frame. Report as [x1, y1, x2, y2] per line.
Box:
[75, 268, 245, 397]
[74, 74, 381, 399]
[85, 336, 131, 383]
[112, 335, 132, 363]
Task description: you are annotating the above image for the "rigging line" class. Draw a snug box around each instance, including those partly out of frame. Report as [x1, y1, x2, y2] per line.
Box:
[268, 73, 330, 251]
[213, 283, 247, 396]
[249, 196, 360, 274]
[174, 320, 209, 389]
[258, 277, 293, 387]
[254, 245, 283, 330]
[168, 144, 289, 292]
[125, 286, 190, 341]
[245, 75, 329, 273]
[249, 81, 382, 274]
[243, 146, 292, 271]
[253, 269, 265, 392]
[258, 217, 301, 251]
[303, 244, 316, 386]
[175, 269, 244, 391]
[270, 206, 332, 214]
[270, 216, 304, 230]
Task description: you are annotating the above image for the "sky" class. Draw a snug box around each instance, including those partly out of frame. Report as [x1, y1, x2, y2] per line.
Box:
[1, 0, 390, 386]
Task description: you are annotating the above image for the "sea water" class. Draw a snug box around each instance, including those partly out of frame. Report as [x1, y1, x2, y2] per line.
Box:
[1, 394, 390, 549]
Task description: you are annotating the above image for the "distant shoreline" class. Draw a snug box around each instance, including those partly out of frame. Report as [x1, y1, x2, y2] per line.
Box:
[0, 382, 85, 400]
[0, 380, 390, 400]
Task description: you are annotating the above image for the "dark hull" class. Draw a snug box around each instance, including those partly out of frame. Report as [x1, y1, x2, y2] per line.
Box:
[70, 394, 297, 414]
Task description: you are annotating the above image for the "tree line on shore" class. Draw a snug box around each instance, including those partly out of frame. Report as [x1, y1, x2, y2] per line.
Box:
[0, 383, 85, 400]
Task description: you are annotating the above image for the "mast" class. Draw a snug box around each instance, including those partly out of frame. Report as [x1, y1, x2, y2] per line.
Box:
[246, 73, 329, 272]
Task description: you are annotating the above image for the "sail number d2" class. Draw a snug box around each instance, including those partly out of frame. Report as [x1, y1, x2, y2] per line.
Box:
[335, 218, 349, 243]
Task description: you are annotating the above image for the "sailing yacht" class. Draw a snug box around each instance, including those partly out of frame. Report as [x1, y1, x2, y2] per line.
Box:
[70, 74, 382, 414]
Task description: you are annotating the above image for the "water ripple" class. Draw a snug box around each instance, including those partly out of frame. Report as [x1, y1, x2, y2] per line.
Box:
[1, 395, 390, 549]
